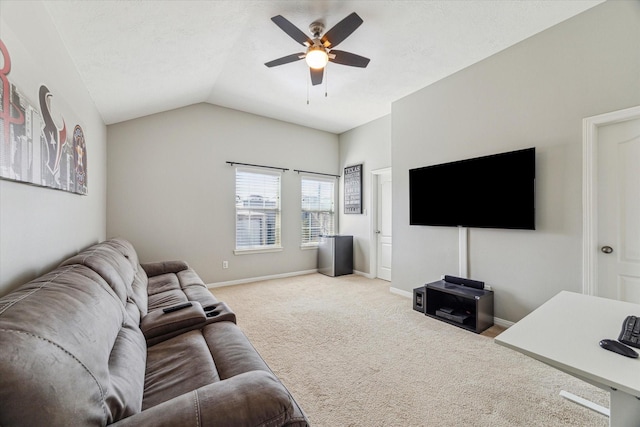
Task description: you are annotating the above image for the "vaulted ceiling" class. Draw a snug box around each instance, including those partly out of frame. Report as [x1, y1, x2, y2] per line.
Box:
[43, 1, 603, 134]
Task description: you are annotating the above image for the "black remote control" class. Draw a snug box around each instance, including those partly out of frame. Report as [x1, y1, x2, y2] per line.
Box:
[162, 302, 192, 313]
[599, 339, 639, 358]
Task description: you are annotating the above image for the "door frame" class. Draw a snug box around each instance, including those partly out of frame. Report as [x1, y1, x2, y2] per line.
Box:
[370, 167, 391, 279]
[582, 105, 640, 296]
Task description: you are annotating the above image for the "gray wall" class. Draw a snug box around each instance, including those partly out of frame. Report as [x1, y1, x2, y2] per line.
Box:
[391, 1, 640, 322]
[107, 103, 339, 284]
[338, 115, 392, 275]
[4, 0, 634, 324]
[0, 2, 107, 296]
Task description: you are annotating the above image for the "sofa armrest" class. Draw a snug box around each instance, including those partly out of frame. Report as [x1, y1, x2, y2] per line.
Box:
[111, 371, 293, 427]
[141, 261, 189, 277]
[141, 302, 207, 346]
[202, 302, 237, 324]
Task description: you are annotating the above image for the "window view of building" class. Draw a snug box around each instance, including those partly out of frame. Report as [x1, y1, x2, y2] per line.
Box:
[301, 176, 335, 246]
[235, 169, 281, 251]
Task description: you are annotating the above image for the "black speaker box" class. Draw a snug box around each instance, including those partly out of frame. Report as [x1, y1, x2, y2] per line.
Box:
[413, 287, 426, 313]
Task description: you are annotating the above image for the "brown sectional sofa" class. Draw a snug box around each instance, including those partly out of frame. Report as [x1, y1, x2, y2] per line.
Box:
[0, 238, 308, 426]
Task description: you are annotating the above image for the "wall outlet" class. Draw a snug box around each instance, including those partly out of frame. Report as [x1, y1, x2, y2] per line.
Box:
[222, 261, 228, 269]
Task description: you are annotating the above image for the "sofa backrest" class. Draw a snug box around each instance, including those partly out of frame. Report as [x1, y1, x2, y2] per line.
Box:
[59, 238, 149, 321]
[103, 238, 150, 319]
[0, 262, 147, 426]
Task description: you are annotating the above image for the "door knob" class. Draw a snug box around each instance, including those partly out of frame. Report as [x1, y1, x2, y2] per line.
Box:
[375, 230, 381, 234]
[601, 246, 613, 254]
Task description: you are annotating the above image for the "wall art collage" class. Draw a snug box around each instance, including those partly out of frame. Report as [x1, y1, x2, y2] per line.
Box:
[0, 38, 87, 195]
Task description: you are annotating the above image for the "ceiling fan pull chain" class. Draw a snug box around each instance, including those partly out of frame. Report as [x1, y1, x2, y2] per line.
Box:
[325, 67, 328, 98]
[306, 72, 310, 105]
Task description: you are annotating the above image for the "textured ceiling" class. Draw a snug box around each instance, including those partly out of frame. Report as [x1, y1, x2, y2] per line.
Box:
[43, 1, 603, 134]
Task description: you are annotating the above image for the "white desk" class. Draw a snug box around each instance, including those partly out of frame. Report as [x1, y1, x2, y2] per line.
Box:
[495, 291, 640, 427]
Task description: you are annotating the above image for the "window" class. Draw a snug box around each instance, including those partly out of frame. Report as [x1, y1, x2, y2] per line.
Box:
[235, 168, 281, 252]
[301, 176, 335, 246]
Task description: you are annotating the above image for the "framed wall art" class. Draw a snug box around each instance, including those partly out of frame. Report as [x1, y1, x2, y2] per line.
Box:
[0, 38, 88, 195]
[344, 163, 362, 214]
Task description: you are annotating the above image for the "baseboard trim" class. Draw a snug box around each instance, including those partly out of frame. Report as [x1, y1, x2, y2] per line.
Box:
[492, 317, 514, 328]
[207, 269, 318, 289]
[390, 286, 413, 299]
[389, 286, 514, 328]
[353, 269, 376, 279]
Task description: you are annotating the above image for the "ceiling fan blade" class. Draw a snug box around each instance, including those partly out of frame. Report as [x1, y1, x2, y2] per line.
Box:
[321, 12, 363, 48]
[265, 53, 305, 68]
[329, 50, 370, 68]
[271, 15, 312, 46]
[310, 68, 324, 86]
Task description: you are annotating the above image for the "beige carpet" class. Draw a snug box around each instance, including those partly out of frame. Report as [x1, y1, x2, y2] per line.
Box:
[212, 273, 608, 426]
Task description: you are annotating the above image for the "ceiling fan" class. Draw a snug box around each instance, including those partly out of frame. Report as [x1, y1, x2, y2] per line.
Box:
[265, 12, 370, 86]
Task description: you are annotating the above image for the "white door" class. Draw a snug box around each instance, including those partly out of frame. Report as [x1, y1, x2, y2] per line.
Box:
[376, 170, 392, 281]
[597, 117, 640, 303]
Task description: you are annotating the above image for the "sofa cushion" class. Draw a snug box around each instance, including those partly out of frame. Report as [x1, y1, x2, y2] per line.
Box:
[203, 321, 272, 379]
[183, 285, 219, 305]
[106, 238, 141, 266]
[114, 371, 294, 427]
[146, 272, 211, 311]
[142, 260, 189, 277]
[143, 330, 220, 410]
[130, 267, 149, 316]
[147, 288, 188, 311]
[176, 268, 206, 287]
[108, 316, 147, 420]
[0, 264, 146, 426]
[59, 242, 134, 305]
[177, 268, 217, 304]
[60, 237, 150, 321]
[147, 273, 181, 296]
[145, 267, 218, 312]
[102, 238, 149, 318]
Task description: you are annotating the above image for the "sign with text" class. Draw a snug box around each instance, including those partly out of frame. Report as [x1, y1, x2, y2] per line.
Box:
[344, 164, 363, 214]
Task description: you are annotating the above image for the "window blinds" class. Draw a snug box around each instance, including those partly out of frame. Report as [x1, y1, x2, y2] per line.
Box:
[235, 168, 281, 251]
[301, 176, 335, 245]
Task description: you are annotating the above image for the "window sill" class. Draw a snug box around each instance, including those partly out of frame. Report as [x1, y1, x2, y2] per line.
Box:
[300, 244, 319, 250]
[234, 246, 283, 255]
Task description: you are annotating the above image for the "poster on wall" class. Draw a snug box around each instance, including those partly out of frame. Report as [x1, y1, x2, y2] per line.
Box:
[0, 38, 87, 195]
[344, 163, 363, 214]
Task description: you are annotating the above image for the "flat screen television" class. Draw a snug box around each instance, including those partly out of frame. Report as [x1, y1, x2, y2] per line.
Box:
[409, 147, 535, 230]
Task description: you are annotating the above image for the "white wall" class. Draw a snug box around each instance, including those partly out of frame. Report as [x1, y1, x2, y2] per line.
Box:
[107, 103, 339, 284]
[338, 115, 391, 275]
[0, 1, 107, 296]
[390, 1, 640, 322]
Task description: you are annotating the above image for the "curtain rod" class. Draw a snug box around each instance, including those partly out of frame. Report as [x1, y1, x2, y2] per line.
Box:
[226, 161, 289, 172]
[294, 169, 340, 178]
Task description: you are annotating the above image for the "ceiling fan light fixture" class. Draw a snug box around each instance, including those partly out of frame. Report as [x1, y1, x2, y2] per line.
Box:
[267, 13, 368, 86]
[305, 46, 328, 69]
